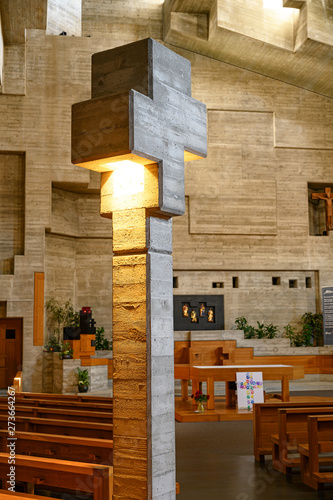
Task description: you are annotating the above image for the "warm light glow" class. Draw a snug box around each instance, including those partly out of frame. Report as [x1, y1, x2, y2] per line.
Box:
[107, 160, 145, 198]
[263, 0, 283, 8]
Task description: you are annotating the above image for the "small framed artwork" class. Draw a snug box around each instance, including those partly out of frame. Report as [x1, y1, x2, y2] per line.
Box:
[207, 307, 215, 323]
[182, 303, 190, 318]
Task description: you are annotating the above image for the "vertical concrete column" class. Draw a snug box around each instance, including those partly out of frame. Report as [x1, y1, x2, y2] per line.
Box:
[112, 209, 175, 499]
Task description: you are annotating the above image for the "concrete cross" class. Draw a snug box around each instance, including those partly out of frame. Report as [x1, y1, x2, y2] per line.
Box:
[72, 37, 207, 217]
[72, 38, 207, 500]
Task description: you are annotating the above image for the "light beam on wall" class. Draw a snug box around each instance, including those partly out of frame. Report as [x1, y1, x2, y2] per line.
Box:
[263, 0, 283, 8]
[104, 160, 145, 197]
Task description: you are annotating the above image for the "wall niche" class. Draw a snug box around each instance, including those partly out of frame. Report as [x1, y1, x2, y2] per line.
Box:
[308, 182, 333, 236]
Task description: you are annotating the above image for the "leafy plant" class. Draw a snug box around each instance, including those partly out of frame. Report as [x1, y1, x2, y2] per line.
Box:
[95, 326, 112, 350]
[234, 317, 279, 339]
[74, 367, 90, 388]
[44, 334, 61, 352]
[235, 317, 256, 339]
[300, 312, 323, 347]
[283, 323, 304, 347]
[59, 341, 73, 359]
[45, 298, 80, 344]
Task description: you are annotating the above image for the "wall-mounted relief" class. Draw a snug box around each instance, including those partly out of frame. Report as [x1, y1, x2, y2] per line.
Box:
[174, 295, 224, 330]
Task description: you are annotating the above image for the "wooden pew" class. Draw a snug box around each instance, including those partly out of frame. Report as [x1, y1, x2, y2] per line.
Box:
[298, 415, 333, 490]
[271, 407, 333, 473]
[0, 396, 113, 412]
[8, 391, 112, 403]
[0, 491, 54, 500]
[0, 415, 113, 439]
[0, 430, 113, 465]
[253, 401, 333, 462]
[0, 453, 112, 500]
[0, 404, 113, 423]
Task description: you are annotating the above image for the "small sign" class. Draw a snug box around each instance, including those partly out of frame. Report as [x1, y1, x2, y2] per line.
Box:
[236, 372, 264, 410]
[322, 286, 333, 346]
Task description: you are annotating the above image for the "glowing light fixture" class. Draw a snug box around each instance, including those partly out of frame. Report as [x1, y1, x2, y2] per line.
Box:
[106, 160, 145, 198]
[263, 0, 283, 8]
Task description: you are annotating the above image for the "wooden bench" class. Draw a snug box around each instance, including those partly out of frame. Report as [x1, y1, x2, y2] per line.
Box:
[0, 415, 113, 439]
[0, 396, 113, 412]
[7, 391, 112, 403]
[271, 406, 333, 473]
[253, 401, 333, 462]
[0, 453, 112, 500]
[298, 415, 333, 490]
[0, 491, 54, 500]
[0, 404, 113, 423]
[0, 430, 113, 465]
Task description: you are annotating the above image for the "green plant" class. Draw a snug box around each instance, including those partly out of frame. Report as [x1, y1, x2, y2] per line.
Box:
[95, 326, 112, 350]
[45, 298, 80, 344]
[234, 317, 279, 339]
[44, 334, 61, 352]
[235, 317, 256, 339]
[300, 312, 323, 347]
[283, 323, 304, 347]
[59, 341, 73, 359]
[74, 367, 90, 388]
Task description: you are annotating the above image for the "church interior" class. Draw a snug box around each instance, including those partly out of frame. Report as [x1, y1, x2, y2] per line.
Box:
[0, 0, 333, 499]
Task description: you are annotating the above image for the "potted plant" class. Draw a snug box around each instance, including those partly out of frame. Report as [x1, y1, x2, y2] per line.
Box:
[95, 326, 112, 350]
[44, 334, 61, 352]
[74, 367, 90, 393]
[45, 298, 80, 345]
[59, 341, 73, 359]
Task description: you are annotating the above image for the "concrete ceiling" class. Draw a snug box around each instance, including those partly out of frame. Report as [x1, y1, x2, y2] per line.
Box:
[164, 0, 333, 98]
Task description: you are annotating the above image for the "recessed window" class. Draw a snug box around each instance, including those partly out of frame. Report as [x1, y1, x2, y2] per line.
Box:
[305, 277, 312, 288]
[232, 277, 239, 289]
[6, 329, 16, 339]
[173, 277, 179, 289]
[289, 279, 298, 289]
[272, 277, 281, 286]
[212, 282, 224, 288]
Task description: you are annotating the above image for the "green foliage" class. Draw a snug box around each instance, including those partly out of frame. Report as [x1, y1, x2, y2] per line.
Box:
[74, 367, 90, 387]
[45, 298, 80, 344]
[95, 326, 112, 350]
[283, 323, 304, 347]
[234, 317, 278, 339]
[234, 317, 256, 339]
[44, 334, 61, 352]
[300, 312, 323, 347]
[59, 341, 73, 359]
[284, 313, 323, 347]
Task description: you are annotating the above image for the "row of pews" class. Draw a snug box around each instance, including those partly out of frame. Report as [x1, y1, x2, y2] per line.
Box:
[0, 391, 114, 499]
[253, 400, 333, 491]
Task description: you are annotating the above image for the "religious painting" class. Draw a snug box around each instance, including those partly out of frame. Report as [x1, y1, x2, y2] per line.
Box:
[174, 295, 224, 331]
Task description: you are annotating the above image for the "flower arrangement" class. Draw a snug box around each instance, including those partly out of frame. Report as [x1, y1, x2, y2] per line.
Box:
[191, 390, 210, 403]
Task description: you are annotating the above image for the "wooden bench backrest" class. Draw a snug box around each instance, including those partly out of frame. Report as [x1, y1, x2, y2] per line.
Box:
[253, 401, 333, 460]
[0, 404, 112, 423]
[0, 429, 113, 465]
[0, 452, 112, 500]
[278, 407, 333, 442]
[0, 414, 113, 439]
[0, 396, 113, 412]
[306, 415, 333, 473]
[0, 490, 53, 500]
[10, 392, 112, 403]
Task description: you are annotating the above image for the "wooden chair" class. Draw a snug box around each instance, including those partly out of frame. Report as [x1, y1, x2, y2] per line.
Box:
[253, 401, 333, 462]
[271, 406, 333, 473]
[298, 415, 333, 490]
[0, 453, 113, 500]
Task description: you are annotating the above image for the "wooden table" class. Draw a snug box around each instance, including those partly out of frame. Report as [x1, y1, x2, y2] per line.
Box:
[174, 364, 304, 410]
